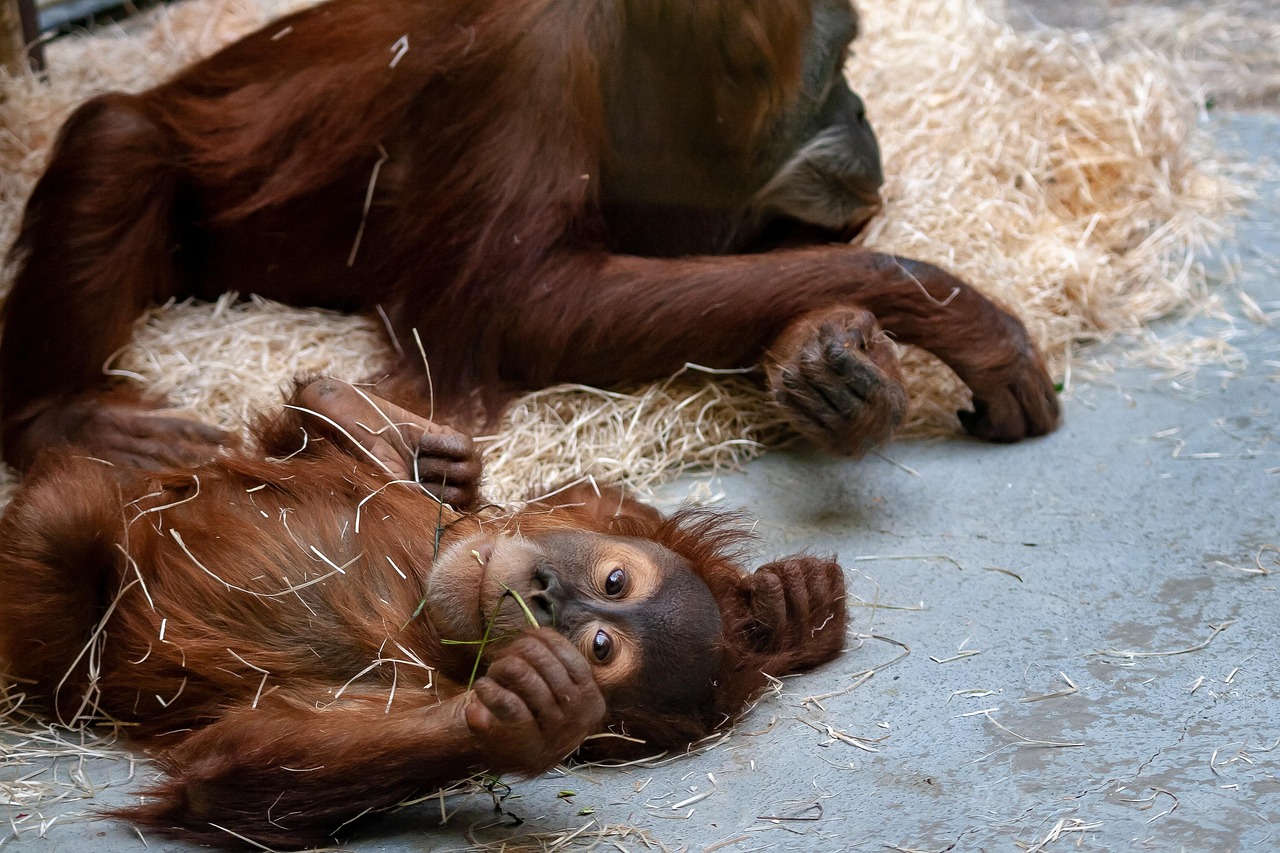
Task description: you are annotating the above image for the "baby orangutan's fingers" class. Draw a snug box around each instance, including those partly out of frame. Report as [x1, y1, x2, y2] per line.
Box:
[417, 424, 475, 460]
[414, 430, 482, 510]
[466, 630, 604, 776]
[745, 556, 847, 667]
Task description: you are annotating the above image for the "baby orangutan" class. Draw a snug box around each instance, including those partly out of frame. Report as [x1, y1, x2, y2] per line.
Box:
[0, 379, 848, 848]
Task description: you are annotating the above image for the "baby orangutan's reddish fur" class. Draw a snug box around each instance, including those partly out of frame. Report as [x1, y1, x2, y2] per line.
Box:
[0, 380, 847, 848]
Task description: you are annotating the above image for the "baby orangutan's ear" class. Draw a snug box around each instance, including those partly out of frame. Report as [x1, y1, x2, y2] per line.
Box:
[742, 555, 847, 672]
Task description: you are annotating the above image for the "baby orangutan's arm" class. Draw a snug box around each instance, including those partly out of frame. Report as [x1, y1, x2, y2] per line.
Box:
[125, 630, 603, 848]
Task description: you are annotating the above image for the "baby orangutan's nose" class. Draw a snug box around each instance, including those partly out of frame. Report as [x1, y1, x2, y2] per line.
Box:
[527, 561, 559, 627]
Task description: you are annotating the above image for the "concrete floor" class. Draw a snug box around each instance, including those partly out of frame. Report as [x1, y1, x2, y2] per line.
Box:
[4, 6, 1280, 853]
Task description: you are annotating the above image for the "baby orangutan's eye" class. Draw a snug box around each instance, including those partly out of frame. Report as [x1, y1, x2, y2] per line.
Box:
[591, 629, 614, 662]
[604, 568, 626, 597]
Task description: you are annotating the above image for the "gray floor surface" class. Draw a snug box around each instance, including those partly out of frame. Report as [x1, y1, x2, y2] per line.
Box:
[4, 7, 1280, 853]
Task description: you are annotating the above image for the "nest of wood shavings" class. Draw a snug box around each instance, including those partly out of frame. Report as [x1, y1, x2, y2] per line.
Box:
[0, 0, 1252, 508]
[986, 0, 1280, 111]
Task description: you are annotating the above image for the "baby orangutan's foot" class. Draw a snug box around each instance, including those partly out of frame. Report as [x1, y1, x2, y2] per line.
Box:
[765, 306, 908, 457]
[297, 379, 482, 509]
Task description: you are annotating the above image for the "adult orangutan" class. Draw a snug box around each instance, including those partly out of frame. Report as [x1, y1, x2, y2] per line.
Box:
[0, 379, 849, 847]
[0, 0, 1059, 473]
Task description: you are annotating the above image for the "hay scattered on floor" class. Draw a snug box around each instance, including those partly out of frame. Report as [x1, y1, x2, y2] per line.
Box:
[0, 680, 137, 842]
[1107, 1, 1280, 111]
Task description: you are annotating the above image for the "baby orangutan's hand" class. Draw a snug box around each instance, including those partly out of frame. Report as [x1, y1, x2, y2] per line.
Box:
[465, 630, 606, 776]
[744, 555, 847, 668]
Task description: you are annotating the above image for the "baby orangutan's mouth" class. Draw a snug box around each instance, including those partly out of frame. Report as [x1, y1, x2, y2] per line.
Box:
[425, 532, 545, 647]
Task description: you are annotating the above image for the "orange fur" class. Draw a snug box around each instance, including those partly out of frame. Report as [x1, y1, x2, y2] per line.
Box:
[0, 387, 847, 847]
